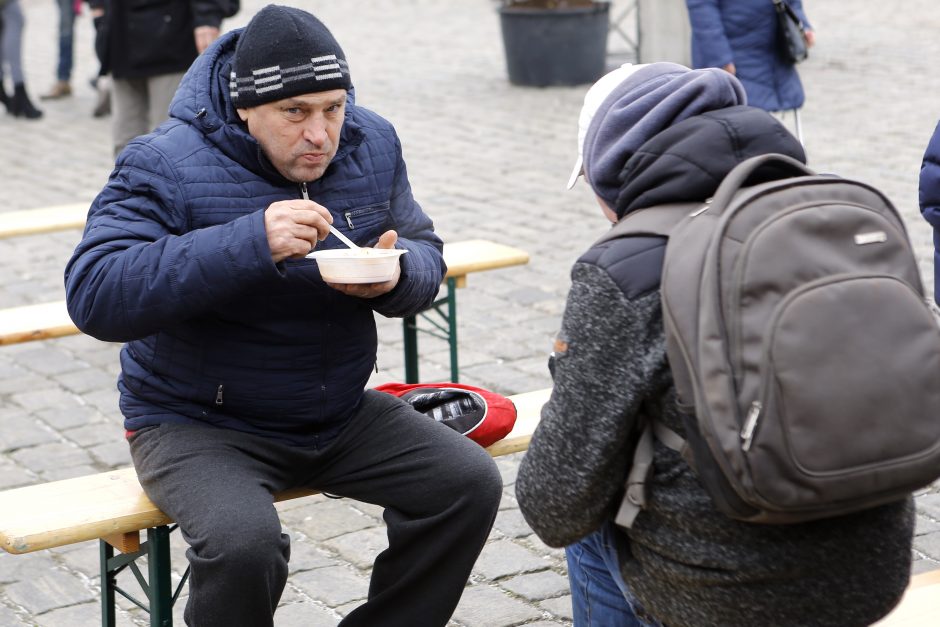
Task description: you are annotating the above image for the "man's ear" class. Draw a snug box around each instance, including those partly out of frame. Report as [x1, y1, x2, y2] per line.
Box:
[236, 108, 248, 123]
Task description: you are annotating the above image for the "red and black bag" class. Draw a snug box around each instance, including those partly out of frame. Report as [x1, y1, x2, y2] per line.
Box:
[375, 382, 517, 448]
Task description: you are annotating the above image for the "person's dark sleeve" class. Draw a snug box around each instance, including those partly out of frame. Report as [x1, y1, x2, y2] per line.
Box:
[791, 0, 812, 31]
[685, 0, 734, 68]
[920, 123, 940, 228]
[515, 262, 667, 548]
[190, 0, 227, 28]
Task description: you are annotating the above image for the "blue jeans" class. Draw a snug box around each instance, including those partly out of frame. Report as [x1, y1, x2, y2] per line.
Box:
[55, 0, 75, 81]
[566, 521, 662, 627]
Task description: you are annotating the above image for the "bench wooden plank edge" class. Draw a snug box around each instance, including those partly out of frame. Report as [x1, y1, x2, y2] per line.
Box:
[0, 203, 89, 239]
[0, 240, 529, 347]
[0, 299, 78, 346]
[0, 204, 530, 282]
[0, 388, 551, 555]
[872, 568, 940, 625]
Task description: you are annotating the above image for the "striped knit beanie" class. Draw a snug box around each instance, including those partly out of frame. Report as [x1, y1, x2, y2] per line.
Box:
[230, 5, 351, 108]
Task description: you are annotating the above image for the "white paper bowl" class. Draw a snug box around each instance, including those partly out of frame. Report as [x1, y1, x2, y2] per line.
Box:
[306, 248, 407, 284]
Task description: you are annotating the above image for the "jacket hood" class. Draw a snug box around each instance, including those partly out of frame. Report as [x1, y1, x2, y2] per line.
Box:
[614, 105, 806, 218]
[167, 28, 362, 183]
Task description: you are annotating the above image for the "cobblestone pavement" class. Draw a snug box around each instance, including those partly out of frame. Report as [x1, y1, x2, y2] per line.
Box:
[1, 0, 940, 625]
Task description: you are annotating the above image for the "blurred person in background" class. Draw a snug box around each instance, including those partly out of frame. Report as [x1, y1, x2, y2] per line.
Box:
[685, 0, 815, 140]
[40, 0, 79, 100]
[919, 120, 940, 306]
[0, 0, 42, 119]
[93, 0, 234, 156]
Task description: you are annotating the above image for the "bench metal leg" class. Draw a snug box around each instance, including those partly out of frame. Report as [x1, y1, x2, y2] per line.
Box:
[403, 313, 419, 383]
[401, 277, 460, 383]
[99, 525, 182, 627]
[446, 278, 458, 382]
[100, 542, 116, 627]
[148, 526, 173, 627]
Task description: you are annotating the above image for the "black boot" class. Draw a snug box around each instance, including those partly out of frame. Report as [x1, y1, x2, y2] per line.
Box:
[10, 83, 43, 119]
[0, 77, 9, 113]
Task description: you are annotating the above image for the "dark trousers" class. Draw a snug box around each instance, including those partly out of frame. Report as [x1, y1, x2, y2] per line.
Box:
[129, 390, 503, 627]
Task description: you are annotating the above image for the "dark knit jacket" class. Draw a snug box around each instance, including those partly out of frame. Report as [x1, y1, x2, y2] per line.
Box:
[96, 0, 231, 79]
[516, 107, 914, 627]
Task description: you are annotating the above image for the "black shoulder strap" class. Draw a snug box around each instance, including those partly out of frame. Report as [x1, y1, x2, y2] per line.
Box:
[593, 202, 702, 247]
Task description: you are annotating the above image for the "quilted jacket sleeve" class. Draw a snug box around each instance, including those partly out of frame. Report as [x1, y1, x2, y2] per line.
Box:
[64, 141, 282, 343]
[515, 262, 669, 548]
[919, 122, 940, 304]
[685, 0, 734, 69]
[367, 134, 446, 319]
[920, 122, 940, 229]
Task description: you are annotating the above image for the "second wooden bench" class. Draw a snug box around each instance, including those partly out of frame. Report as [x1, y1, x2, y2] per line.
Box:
[0, 203, 529, 383]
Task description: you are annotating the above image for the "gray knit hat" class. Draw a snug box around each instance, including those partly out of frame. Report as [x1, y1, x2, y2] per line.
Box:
[230, 5, 351, 108]
[570, 62, 747, 207]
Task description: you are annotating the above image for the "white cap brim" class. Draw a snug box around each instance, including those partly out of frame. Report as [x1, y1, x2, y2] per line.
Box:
[566, 155, 583, 190]
[565, 63, 645, 192]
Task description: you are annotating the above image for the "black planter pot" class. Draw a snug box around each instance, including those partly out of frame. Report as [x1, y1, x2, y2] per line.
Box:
[499, 3, 610, 87]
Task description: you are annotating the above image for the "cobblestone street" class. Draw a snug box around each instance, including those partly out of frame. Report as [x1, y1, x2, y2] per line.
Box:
[1, 0, 939, 624]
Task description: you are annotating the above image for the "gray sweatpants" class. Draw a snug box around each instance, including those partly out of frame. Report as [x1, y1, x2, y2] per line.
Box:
[129, 390, 503, 627]
[110, 71, 185, 157]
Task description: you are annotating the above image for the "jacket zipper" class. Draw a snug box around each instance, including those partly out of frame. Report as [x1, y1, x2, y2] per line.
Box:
[215, 384, 224, 406]
[303, 182, 357, 230]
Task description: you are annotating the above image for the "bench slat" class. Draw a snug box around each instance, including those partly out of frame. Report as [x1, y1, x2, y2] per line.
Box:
[0, 300, 76, 345]
[442, 239, 529, 280]
[0, 203, 88, 239]
[0, 388, 550, 555]
[873, 569, 940, 626]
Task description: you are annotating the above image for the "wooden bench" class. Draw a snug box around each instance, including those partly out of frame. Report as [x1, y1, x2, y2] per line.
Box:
[0, 388, 550, 626]
[0, 203, 530, 381]
[873, 568, 940, 626]
[0, 202, 88, 239]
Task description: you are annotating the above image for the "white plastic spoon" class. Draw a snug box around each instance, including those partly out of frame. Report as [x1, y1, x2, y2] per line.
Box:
[329, 224, 360, 250]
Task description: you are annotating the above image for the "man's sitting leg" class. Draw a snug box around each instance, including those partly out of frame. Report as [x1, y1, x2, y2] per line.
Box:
[313, 390, 504, 627]
[129, 424, 294, 627]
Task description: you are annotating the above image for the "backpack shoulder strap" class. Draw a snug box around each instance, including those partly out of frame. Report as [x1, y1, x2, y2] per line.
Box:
[593, 202, 702, 247]
[710, 153, 815, 209]
[615, 419, 691, 530]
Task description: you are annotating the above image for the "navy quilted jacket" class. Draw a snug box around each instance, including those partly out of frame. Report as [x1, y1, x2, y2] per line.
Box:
[920, 121, 940, 304]
[64, 30, 446, 445]
[685, 0, 810, 112]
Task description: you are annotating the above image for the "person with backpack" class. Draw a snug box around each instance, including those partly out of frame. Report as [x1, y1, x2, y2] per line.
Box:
[515, 62, 916, 626]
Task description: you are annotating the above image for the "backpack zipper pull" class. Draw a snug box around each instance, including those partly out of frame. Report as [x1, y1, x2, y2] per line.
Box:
[691, 198, 712, 217]
[741, 401, 761, 451]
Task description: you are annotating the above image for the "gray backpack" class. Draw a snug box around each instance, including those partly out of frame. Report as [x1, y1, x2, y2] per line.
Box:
[604, 153, 940, 526]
